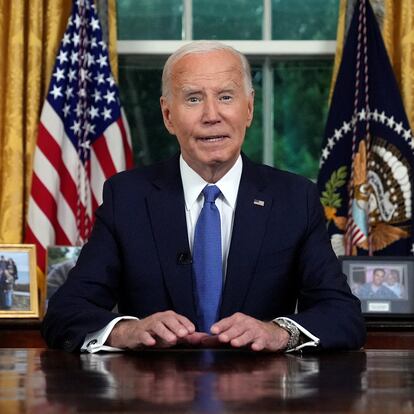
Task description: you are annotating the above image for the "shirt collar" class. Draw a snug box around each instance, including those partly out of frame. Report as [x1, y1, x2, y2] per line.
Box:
[180, 154, 243, 211]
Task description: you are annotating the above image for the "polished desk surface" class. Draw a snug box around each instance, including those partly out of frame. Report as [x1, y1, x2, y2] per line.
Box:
[0, 349, 413, 413]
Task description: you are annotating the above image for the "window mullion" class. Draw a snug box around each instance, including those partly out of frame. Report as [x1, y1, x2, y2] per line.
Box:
[182, 0, 193, 40]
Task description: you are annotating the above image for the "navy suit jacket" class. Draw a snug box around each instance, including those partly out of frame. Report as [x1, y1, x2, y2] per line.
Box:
[42, 154, 366, 352]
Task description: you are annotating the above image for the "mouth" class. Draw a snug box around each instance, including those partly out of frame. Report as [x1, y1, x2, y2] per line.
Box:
[196, 135, 229, 142]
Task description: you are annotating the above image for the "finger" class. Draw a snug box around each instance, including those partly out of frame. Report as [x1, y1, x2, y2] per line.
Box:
[229, 330, 255, 348]
[162, 316, 192, 338]
[218, 323, 248, 343]
[211, 313, 241, 335]
[137, 331, 157, 347]
[174, 313, 196, 334]
[151, 321, 178, 345]
[251, 338, 266, 351]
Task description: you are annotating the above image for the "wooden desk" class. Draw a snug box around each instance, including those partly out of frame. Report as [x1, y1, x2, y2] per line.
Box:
[1, 320, 414, 348]
[0, 348, 413, 413]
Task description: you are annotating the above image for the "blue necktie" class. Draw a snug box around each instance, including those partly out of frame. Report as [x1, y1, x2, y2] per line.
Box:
[193, 185, 223, 333]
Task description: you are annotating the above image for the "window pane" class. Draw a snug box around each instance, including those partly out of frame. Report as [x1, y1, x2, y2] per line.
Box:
[272, 0, 339, 40]
[273, 60, 333, 179]
[117, 0, 182, 40]
[193, 0, 263, 40]
[118, 57, 178, 165]
[118, 56, 262, 166]
[243, 68, 263, 163]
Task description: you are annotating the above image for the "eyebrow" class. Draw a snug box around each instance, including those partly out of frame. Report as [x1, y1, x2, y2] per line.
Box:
[180, 84, 238, 96]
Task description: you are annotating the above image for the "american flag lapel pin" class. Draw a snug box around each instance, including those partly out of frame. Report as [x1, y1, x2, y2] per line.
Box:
[253, 199, 265, 207]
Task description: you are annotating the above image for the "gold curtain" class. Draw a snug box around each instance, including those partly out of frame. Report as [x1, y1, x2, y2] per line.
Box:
[0, 0, 119, 245]
[382, 0, 414, 130]
[0, 0, 71, 245]
[330, 0, 414, 134]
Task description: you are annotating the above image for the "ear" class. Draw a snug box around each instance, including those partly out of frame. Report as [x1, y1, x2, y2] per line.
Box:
[160, 96, 176, 135]
[246, 90, 255, 127]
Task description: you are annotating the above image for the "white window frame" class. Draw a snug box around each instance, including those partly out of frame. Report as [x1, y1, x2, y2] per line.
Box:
[117, 0, 337, 166]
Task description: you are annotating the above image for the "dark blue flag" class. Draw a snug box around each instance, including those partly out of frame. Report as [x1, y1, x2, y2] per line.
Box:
[317, 0, 414, 256]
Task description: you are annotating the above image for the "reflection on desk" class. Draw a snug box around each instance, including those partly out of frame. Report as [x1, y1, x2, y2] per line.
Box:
[0, 349, 413, 413]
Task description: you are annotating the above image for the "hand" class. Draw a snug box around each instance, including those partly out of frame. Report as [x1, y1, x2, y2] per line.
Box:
[210, 312, 290, 351]
[106, 310, 195, 349]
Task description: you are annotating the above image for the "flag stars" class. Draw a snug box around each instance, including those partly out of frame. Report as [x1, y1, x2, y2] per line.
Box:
[57, 50, 68, 65]
[104, 90, 115, 104]
[53, 67, 65, 82]
[62, 103, 71, 117]
[74, 14, 82, 29]
[358, 108, 367, 120]
[394, 122, 404, 134]
[387, 116, 395, 128]
[93, 89, 102, 102]
[70, 120, 81, 135]
[87, 53, 95, 67]
[95, 72, 105, 84]
[371, 109, 379, 122]
[403, 129, 412, 141]
[90, 37, 98, 48]
[322, 147, 330, 160]
[68, 69, 77, 82]
[65, 86, 74, 99]
[107, 75, 115, 87]
[379, 111, 386, 123]
[97, 54, 108, 68]
[334, 128, 342, 140]
[73, 33, 80, 47]
[99, 40, 107, 50]
[342, 121, 351, 133]
[50, 85, 63, 100]
[89, 106, 99, 119]
[71, 51, 79, 64]
[62, 33, 71, 46]
[102, 107, 112, 120]
[327, 137, 335, 149]
[91, 17, 100, 31]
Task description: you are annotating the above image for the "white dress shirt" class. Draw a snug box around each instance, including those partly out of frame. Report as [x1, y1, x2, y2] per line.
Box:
[82, 155, 319, 353]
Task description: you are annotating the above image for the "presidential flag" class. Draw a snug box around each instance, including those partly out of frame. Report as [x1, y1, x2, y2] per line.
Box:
[26, 0, 133, 272]
[317, 0, 414, 256]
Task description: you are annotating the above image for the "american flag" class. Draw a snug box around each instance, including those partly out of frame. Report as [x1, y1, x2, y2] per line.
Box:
[26, 0, 133, 272]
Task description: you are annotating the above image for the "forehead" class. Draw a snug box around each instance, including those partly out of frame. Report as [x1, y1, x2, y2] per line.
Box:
[170, 50, 244, 90]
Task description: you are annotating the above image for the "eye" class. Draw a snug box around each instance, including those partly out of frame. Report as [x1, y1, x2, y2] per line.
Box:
[220, 95, 233, 102]
[187, 96, 201, 104]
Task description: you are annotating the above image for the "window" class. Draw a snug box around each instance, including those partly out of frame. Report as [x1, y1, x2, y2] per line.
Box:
[117, 0, 339, 179]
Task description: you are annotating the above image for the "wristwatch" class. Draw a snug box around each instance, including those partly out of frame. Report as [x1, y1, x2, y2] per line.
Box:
[274, 319, 300, 350]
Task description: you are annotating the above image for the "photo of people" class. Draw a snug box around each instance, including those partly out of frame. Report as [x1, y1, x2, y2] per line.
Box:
[349, 265, 407, 301]
[0, 252, 31, 311]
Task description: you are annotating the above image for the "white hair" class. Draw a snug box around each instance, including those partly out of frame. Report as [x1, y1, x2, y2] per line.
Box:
[161, 41, 253, 98]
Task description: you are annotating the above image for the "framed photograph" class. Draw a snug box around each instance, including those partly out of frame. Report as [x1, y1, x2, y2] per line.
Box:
[46, 245, 81, 302]
[340, 256, 414, 317]
[0, 244, 39, 318]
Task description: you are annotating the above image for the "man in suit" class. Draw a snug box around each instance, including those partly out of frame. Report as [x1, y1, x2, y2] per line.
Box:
[42, 41, 366, 353]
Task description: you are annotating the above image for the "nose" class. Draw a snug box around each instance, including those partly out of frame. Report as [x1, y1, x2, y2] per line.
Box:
[202, 97, 220, 125]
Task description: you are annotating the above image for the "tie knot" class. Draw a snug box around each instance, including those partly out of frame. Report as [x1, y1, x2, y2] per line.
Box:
[202, 185, 221, 203]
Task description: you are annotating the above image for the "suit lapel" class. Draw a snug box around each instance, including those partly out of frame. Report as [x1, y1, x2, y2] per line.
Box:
[220, 156, 273, 318]
[146, 156, 197, 322]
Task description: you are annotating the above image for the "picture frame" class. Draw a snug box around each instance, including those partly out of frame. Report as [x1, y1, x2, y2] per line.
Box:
[46, 245, 81, 302]
[340, 256, 414, 318]
[0, 244, 39, 318]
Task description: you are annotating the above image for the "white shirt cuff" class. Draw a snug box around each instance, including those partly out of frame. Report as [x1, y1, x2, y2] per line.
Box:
[80, 316, 138, 353]
[274, 317, 320, 352]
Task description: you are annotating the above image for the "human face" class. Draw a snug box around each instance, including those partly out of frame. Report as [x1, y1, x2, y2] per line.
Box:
[160, 50, 254, 182]
[373, 270, 385, 286]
